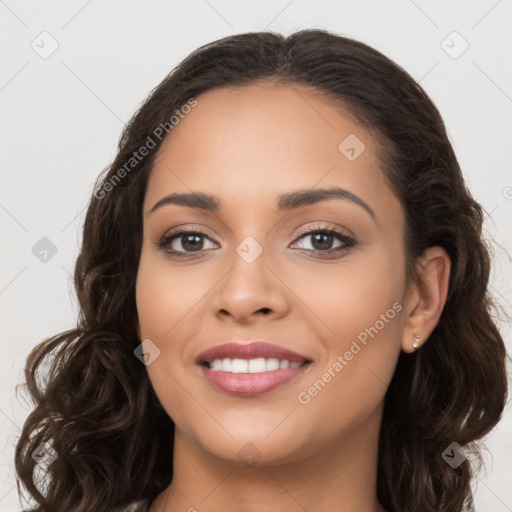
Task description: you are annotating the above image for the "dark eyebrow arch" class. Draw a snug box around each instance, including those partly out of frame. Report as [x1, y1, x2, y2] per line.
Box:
[277, 187, 375, 220]
[149, 186, 376, 220]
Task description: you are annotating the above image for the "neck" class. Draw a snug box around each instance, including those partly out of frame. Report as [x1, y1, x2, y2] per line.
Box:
[150, 407, 386, 512]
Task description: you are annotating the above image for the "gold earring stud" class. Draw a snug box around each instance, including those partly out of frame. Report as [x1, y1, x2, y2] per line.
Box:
[412, 333, 421, 350]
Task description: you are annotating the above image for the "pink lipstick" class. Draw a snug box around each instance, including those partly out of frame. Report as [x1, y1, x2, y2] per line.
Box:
[196, 341, 313, 397]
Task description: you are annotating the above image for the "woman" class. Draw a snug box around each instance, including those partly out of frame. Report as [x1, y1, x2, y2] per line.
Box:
[14, 29, 508, 512]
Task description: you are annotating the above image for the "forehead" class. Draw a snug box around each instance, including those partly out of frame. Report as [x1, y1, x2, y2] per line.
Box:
[144, 83, 396, 220]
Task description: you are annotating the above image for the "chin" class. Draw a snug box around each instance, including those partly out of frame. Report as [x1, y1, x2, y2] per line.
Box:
[189, 423, 312, 468]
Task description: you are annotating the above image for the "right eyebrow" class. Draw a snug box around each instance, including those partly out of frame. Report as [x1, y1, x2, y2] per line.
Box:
[149, 192, 221, 214]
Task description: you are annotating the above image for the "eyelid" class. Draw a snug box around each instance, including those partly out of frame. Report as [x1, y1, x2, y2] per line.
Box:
[289, 223, 356, 252]
[160, 223, 352, 243]
[157, 222, 356, 256]
[161, 224, 219, 240]
[293, 222, 354, 239]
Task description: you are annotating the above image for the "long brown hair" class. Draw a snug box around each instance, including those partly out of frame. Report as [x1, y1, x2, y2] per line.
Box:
[14, 29, 508, 512]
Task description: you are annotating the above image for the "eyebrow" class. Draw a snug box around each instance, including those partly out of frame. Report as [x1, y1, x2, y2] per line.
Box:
[149, 186, 376, 220]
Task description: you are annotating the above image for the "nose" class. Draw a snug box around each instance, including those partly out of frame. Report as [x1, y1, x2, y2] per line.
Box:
[212, 249, 290, 325]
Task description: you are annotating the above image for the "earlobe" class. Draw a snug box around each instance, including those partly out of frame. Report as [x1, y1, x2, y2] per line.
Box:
[401, 246, 451, 353]
[412, 333, 422, 350]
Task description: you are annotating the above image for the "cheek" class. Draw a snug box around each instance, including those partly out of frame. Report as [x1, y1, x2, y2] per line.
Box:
[135, 253, 199, 426]
[288, 246, 405, 343]
[293, 254, 404, 431]
[135, 251, 210, 341]
[134, 253, 192, 396]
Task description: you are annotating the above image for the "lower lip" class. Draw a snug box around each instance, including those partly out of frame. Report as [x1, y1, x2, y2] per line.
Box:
[200, 363, 312, 397]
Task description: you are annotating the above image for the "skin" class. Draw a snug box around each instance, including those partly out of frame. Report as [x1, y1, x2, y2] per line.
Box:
[135, 82, 450, 512]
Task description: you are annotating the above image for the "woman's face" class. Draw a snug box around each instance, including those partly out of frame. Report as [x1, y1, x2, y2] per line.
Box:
[136, 83, 408, 465]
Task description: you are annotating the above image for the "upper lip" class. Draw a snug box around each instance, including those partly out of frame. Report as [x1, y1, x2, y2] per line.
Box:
[195, 341, 313, 365]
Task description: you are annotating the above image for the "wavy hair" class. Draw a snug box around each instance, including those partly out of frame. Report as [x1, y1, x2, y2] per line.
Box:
[14, 29, 508, 512]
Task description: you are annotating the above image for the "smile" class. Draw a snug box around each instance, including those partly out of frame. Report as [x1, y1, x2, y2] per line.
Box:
[200, 359, 313, 397]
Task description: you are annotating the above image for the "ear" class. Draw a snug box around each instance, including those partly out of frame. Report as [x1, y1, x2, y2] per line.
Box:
[136, 320, 141, 340]
[401, 246, 451, 353]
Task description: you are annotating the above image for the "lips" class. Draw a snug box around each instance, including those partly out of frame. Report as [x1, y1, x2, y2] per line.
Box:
[200, 363, 312, 397]
[195, 341, 312, 365]
[195, 341, 313, 397]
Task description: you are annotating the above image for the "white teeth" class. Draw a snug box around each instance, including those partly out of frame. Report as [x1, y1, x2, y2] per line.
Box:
[209, 357, 305, 373]
[231, 359, 248, 373]
[248, 358, 266, 373]
[266, 358, 280, 371]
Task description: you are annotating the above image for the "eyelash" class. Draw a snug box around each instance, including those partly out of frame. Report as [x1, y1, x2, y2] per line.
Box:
[157, 224, 356, 258]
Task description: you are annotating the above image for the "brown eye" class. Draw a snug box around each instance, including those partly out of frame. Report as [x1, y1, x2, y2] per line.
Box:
[158, 230, 217, 255]
[290, 226, 356, 256]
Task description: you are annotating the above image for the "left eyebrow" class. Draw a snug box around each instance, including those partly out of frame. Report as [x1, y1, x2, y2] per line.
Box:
[149, 186, 376, 221]
[276, 186, 376, 220]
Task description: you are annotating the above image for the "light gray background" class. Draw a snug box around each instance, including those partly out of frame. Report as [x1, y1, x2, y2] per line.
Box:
[1, 1, 511, 510]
